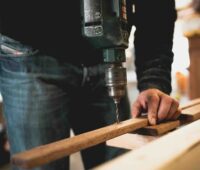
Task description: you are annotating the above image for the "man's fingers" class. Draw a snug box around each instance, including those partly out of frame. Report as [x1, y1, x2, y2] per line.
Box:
[157, 95, 179, 122]
[157, 94, 172, 122]
[131, 100, 142, 118]
[166, 99, 179, 120]
[171, 109, 181, 120]
[147, 94, 160, 125]
[131, 89, 180, 125]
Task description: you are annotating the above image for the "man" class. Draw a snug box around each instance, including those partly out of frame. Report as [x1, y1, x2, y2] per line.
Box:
[0, 0, 180, 169]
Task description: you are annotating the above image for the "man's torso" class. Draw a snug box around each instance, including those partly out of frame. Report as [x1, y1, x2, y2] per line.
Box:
[1, 1, 103, 64]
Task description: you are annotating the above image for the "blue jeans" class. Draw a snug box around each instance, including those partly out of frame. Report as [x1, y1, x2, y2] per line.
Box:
[0, 35, 130, 170]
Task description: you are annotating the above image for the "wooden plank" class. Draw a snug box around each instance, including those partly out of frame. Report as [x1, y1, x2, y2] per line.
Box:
[180, 103, 200, 122]
[106, 133, 158, 150]
[136, 120, 180, 136]
[107, 100, 200, 149]
[136, 102, 200, 136]
[94, 119, 200, 170]
[11, 118, 148, 169]
[107, 101, 200, 148]
[179, 98, 200, 109]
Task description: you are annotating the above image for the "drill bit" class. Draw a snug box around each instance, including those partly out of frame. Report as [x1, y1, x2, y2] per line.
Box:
[114, 100, 120, 124]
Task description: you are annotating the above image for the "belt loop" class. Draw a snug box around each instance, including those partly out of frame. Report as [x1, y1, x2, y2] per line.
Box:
[81, 65, 88, 86]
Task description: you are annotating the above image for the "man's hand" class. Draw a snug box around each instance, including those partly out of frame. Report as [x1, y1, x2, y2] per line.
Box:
[131, 89, 181, 125]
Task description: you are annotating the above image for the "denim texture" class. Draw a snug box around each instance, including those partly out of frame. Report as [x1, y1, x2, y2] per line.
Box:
[0, 35, 130, 170]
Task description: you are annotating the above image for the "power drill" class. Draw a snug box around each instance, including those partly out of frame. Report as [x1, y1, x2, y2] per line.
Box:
[81, 0, 129, 123]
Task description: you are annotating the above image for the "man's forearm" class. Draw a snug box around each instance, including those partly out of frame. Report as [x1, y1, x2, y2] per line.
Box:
[133, 0, 177, 94]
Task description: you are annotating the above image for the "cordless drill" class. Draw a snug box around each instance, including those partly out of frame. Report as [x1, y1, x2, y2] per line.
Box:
[81, 0, 129, 123]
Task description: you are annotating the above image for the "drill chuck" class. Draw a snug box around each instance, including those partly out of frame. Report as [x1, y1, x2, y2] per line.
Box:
[105, 64, 127, 101]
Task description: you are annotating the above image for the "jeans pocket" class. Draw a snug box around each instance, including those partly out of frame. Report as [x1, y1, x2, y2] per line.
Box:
[0, 35, 38, 58]
[0, 35, 40, 76]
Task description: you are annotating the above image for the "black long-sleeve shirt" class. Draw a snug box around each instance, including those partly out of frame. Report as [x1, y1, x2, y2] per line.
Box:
[0, 0, 177, 94]
[133, 0, 177, 94]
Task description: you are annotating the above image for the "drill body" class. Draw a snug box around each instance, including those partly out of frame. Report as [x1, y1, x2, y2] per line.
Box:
[81, 0, 129, 121]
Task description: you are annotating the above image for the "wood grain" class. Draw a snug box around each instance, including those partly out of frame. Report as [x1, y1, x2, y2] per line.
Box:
[94, 120, 200, 170]
[180, 103, 200, 122]
[106, 133, 158, 150]
[11, 118, 148, 169]
[135, 99, 200, 136]
[136, 120, 180, 136]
